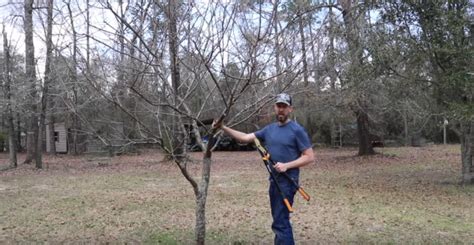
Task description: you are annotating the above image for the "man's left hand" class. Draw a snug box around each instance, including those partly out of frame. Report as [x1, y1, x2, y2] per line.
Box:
[274, 162, 288, 172]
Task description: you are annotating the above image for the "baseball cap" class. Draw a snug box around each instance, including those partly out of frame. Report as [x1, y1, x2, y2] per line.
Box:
[275, 93, 292, 106]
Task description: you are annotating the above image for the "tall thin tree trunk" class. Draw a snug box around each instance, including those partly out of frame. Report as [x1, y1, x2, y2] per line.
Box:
[328, 7, 338, 147]
[36, 0, 54, 168]
[167, 0, 184, 160]
[48, 122, 56, 154]
[116, 0, 128, 141]
[3, 30, 17, 168]
[297, 9, 312, 133]
[308, 19, 320, 92]
[298, 14, 308, 87]
[403, 108, 409, 146]
[86, 0, 90, 72]
[16, 112, 22, 152]
[273, 0, 282, 92]
[66, 0, 79, 154]
[24, 0, 38, 164]
[460, 119, 474, 184]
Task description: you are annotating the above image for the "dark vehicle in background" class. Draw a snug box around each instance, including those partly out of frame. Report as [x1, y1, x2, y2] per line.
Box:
[188, 135, 254, 152]
[214, 135, 255, 151]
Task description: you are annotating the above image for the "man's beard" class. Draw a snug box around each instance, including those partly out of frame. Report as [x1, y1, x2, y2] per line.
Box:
[276, 114, 288, 123]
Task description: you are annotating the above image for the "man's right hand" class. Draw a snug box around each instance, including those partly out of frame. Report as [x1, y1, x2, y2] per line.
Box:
[212, 119, 223, 129]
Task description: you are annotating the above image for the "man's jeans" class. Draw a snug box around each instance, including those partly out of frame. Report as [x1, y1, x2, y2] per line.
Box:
[269, 176, 298, 245]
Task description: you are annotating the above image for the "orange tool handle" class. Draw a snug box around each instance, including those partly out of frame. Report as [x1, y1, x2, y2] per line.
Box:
[283, 198, 294, 213]
[298, 187, 310, 201]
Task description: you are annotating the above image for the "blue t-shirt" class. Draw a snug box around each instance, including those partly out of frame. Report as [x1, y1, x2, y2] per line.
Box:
[254, 120, 312, 179]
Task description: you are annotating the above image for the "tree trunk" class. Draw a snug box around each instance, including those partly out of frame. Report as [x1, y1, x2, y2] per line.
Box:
[3, 30, 17, 168]
[273, 1, 282, 92]
[66, 0, 80, 154]
[167, 0, 185, 159]
[195, 190, 206, 245]
[403, 108, 409, 146]
[356, 105, 374, 155]
[461, 120, 474, 184]
[308, 19, 319, 90]
[340, 0, 374, 155]
[24, 0, 38, 164]
[48, 0, 58, 155]
[86, 0, 90, 71]
[35, 0, 54, 168]
[195, 157, 211, 245]
[16, 112, 22, 152]
[298, 14, 309, 87]
[35, 118, 44, 168]
[48, 122, 56, 154]
[328, 7, 339, 148]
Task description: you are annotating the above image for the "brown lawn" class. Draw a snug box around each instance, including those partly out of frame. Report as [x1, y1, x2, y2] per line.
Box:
[0, 145, 473, 244]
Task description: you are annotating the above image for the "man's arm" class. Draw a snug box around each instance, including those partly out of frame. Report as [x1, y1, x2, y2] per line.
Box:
[221, 126, 256, 143]
[274, 147, 314, 173]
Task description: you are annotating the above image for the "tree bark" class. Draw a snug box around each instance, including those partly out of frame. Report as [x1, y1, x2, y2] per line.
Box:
[298, 12, 308, 87]
[355, 104, 374, 155]
[328, 7, 339, 148]
[195, 156, 211, 245]
[461, 120, 474, 184]
[66, 0, 80, 154]
[86, 0, 90, 72]
[48, 122, 56, 154]
[167, 0, 185, 160]
[3, 30, 17, 168]
[36, 0, 54, 168]
[273, 0, 282, 92]
[16, 112, 22, 152]
[23, 0, 39, 164]
[403, 108, 409, 146]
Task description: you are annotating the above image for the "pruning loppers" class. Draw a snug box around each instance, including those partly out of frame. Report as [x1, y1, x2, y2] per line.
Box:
[254, 138, 311, 213]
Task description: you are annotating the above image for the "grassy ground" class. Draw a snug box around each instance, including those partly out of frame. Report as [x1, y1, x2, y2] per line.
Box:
[0, 145, 473, 244]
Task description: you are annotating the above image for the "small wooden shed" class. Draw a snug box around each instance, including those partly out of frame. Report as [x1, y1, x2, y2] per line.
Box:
[46, 122, 68, 153]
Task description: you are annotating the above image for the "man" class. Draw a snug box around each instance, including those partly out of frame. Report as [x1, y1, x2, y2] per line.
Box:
[213, 93, 314, 244]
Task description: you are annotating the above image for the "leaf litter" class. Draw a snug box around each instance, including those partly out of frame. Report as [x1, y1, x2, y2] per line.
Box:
[0, 145, 472, 243]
